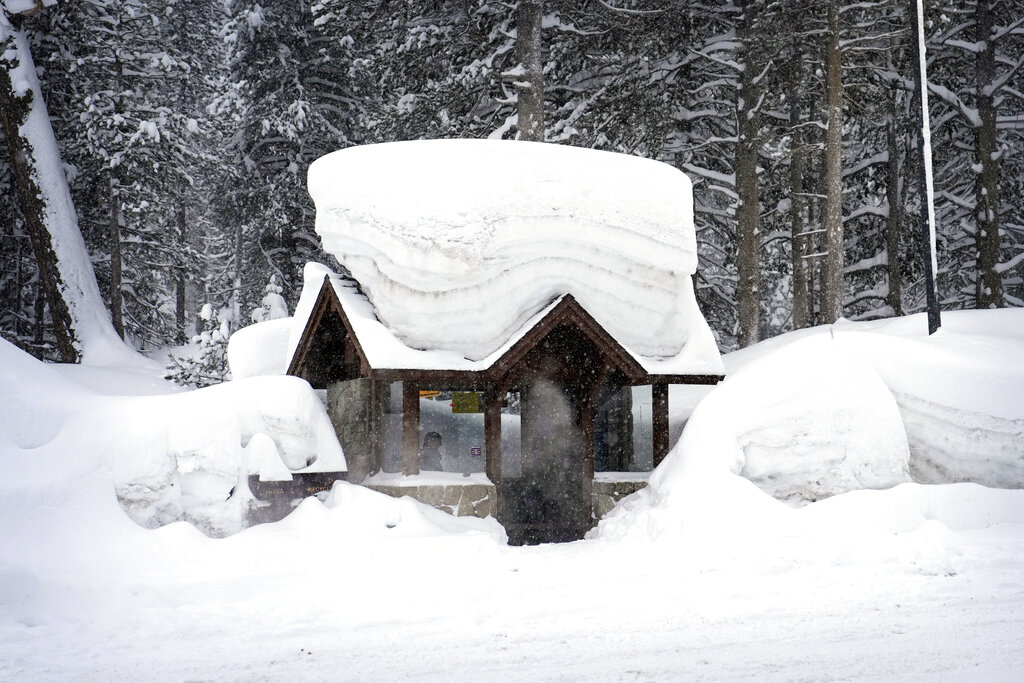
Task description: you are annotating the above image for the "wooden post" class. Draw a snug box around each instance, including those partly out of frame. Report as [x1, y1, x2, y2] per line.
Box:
[652, 383, 669, 467]
[583, 367, 608, 481]
[580, 395, 596, 531]
[402, 382, 420, 475]
[484, 391, 502, 484]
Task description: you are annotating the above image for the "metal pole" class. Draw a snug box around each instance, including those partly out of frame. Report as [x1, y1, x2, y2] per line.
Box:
[910, 0, 942, 334]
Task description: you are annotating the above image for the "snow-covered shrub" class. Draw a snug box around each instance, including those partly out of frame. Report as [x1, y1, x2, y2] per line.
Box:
[166, 303, 232, 387]
[250, 275, 289, 323]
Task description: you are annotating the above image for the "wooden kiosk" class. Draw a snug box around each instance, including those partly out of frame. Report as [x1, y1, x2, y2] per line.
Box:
[288, 275, 721, 544]
[289, 140, 724, 544]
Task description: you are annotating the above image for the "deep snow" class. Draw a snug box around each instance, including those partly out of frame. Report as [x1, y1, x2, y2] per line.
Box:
[307, 140, 722, 372]
[2, 310, 1024, 681]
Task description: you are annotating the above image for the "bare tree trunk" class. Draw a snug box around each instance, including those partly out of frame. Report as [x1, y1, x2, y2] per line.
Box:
[885, 88, 904, 316]
[789, 40, 811, 330]
[232, 220, 243, 327]
[821, 1, 845, 324]
[735, 0, 761, 347]
[805, 95, 822, 326]
[33, 280, 44, 348]
[974, 0, 1002, 308]
[175, 208, 187, 342]
[516, 0, 544, 142]
[108, 175, 124, 339]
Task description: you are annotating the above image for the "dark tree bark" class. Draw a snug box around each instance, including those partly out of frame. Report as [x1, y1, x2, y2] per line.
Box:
[974, 0, 1002, 308]
[1, 10, 123, 362]
[736, 0, 762, 347]
[108, 176, 124, 339]
[885, 89, 904, 316]
[516, 0, 544, 141]
[789, 37, 811, 330]
[33, 281, 44, 348]
[1, 32, 78, 361]
[821, 1, 845, 324]
[176, 208, 187, 342]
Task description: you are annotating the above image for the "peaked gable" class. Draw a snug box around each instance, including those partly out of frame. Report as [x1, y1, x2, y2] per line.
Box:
[486, 295, 646, 385]
[287, 276, 370, 386]
[286, 274, 722, 387]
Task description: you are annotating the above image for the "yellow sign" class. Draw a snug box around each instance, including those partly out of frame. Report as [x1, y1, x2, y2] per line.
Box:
[451, 392, 482, 414]
[419, 390, 442, 398]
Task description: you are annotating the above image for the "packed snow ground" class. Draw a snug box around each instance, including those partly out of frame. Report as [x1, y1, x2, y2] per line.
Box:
[2, 310, 1024, 681]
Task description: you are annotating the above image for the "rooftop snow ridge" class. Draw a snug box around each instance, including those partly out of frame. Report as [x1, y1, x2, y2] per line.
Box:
[308, 139, 716, 366]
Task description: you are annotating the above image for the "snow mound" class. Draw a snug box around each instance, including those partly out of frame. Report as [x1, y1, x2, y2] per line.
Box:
[664, 335, 912, 506]
[898, 394, 1024, 486]
[0, 340, 344, 538]
[847, 312, 1024, 488]
[702, 310, 1024, 494]
[595, 309, 1024, 541]
[308, 140, 707, 362]
[228, 317, 293, 379]
[315, 481, 506, 541]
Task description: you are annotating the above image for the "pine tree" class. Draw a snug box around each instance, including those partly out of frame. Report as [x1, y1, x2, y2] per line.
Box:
[165, 302, 230, 387]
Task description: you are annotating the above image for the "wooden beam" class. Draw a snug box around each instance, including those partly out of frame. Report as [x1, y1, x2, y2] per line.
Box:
[579, 395, 596, 532]
[484, 391, 502, 484]
[643, 373, 723, 386]
[652, 382, 669, 468]
[402, 382, 420, 475]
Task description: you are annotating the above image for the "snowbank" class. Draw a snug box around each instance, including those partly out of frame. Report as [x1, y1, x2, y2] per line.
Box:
[669, 335, 912, 506]
[0, 339, 344, 537]
[308, 140, 720, 372]
[595, 309, 1024, 541]
[228, 317, 293, 379]
[4, 310, 1024, 681]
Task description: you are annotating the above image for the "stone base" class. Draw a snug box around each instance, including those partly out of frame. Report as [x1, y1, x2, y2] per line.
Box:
[364, 482, 496, 518]
[246, 472, 647, 532]
[591, 478, 649, 520]
[248, 471, 345, 501]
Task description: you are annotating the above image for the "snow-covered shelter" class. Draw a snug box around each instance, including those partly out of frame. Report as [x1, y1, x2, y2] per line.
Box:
[288, 140, 724, 543]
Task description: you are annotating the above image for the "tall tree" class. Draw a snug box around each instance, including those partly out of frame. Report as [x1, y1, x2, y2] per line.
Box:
[788, 17, 812, 329]
[516, 0, 544, 141]
[972, 0, 1002, 308]
[1, 1, 123, 362]
[735, 0, 763, 346]
[821, 0, 845, 323]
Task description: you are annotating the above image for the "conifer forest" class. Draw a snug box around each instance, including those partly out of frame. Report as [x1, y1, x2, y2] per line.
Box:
[2, 0, 1022, 362]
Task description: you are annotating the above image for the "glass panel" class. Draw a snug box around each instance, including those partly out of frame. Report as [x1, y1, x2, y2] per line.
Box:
[501, 391, 522, 478]
[630, 385, 653, 471]
[418, 390, 485, 473]
[381, 381, 403, 473]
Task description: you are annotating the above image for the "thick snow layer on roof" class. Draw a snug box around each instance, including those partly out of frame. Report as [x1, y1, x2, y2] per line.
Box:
[287, 262, 723, 375]
[309, 140, 719, 369]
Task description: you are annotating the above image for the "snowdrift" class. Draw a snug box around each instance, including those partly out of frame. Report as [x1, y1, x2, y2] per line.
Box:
[308, 139, 719, 368]
[595, 309, 1024, 541]
[0, 339, 344, 537]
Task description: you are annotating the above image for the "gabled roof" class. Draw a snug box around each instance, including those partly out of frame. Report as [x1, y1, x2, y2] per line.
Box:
[287, 269, 722, 389]
[486, 294, 646, 385]
[286, 276, 370, 382]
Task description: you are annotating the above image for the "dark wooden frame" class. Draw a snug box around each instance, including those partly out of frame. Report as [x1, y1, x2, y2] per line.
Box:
[288, 275, 722, 479]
